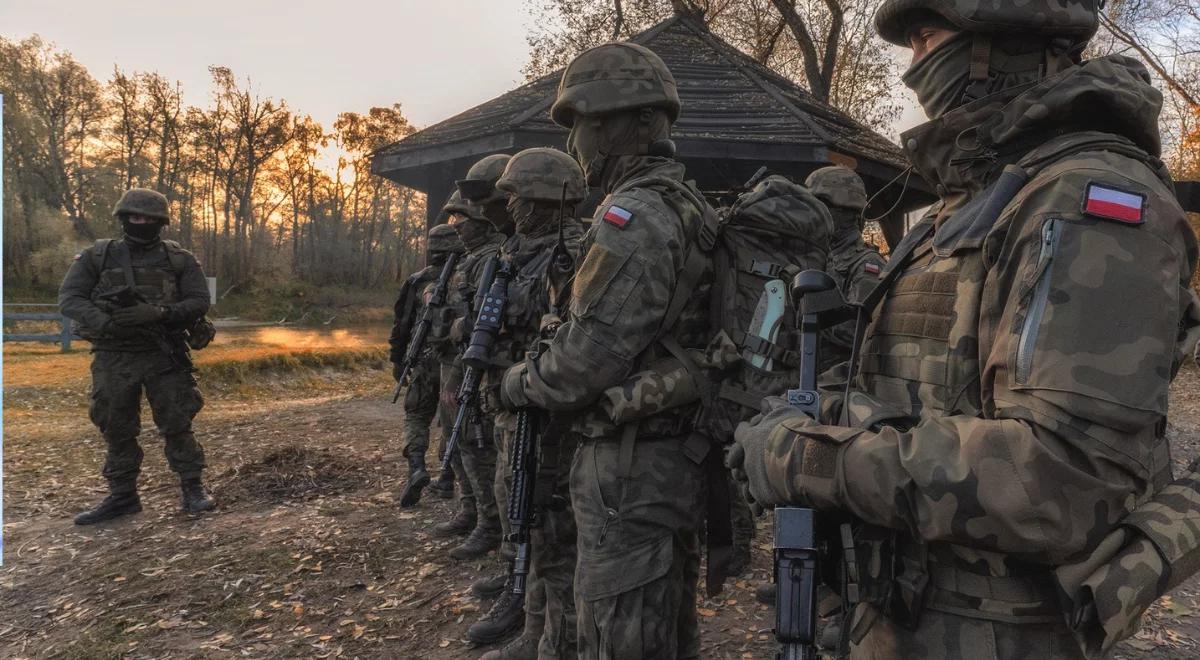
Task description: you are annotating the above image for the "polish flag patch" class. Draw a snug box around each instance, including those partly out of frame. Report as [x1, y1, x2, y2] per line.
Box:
[1083, 183, 1145, 224]
[602, 205, 633, 229]
[864, 262, 881, 275]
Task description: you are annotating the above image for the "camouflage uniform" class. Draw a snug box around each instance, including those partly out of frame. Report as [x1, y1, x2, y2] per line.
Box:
[732, 5, 1200, 659]
[442, 190, 507, 548]
[59, 188, 213, 521]
[805, 166, 887, 370]
[389, 223, 464, 505]
[476, 147, 588, 659]
[502, 43, 717, 659]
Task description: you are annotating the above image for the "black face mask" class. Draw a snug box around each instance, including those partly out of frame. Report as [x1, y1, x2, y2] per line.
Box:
[121, 218, 165, 244]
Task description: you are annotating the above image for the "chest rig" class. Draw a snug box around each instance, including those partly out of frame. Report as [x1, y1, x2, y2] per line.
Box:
[92, 239, 186, 307]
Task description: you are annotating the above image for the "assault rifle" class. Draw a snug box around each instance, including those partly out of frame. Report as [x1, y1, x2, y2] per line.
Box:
[775, 270, 855, 660]
[96, 285, 191, 369]
[391, 252, 462, 403]
[507, 182, 576, 598]
[438, 256, 512, 483]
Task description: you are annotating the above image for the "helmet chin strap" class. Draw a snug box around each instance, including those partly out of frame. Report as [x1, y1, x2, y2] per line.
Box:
[960, 32, 1080, 106]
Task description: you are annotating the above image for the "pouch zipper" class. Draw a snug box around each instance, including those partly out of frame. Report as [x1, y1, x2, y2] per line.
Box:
[1015, 218, 1061, 384]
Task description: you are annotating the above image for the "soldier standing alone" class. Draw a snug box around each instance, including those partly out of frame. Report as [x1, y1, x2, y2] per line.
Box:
[60, 188, 215, 525]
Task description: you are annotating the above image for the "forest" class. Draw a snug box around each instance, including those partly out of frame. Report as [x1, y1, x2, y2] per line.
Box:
[3, 0, 1198, 309]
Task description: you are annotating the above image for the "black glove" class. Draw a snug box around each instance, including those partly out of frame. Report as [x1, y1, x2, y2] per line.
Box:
[101, 318, 141, 339]
[392, 362, 404, 382]
[111, 302, 165, 326]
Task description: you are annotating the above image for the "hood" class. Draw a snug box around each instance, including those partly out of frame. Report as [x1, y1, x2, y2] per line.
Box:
[902, 55, 1164, 210]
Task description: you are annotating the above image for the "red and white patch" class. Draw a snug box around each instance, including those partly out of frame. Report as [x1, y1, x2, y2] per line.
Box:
[602, 205, 633, 229]
[863, 262, 881, 275]
[1083, 183, 1145, 224]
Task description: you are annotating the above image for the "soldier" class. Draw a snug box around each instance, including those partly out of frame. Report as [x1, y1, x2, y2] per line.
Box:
[59, 188, 215, 524]
[730, 3, 1200, 659]
[389, 223, 465, 507]
[805, 166, 886, 370]
[500, 43, 717, 658]
[468, 147, 587, 657]
[437, 186, 508, 560]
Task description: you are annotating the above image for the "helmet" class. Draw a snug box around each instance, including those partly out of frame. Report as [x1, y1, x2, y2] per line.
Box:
[441, 189, 485, 221]
[874, 0, 1101, 47]
[456, 154, 512, 205]
[551, 43, 680, 128]
[113, 188, 171, 223]
[495, 148, 587, 203]
[805, 166, 867, 212]
[427, 223, 465, 254]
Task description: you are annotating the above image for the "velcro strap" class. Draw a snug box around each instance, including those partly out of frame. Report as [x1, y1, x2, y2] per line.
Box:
[730, 330, 799, 367]
[718, 382, 765, 411]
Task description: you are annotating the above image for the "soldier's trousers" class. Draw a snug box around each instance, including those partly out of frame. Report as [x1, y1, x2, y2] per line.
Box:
[89, 350, 205, 491]
[850, 605, 1084, 660]
[440, 362, 497, 524]
[571, 433, 707, 660]
[402, 357, 440, 460]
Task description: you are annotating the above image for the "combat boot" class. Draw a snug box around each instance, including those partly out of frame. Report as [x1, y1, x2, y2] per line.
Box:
[466, 579, 526, 644]
[181, 477, 216, 513]
[431, 471, 456, 499]
[471, 564, 510, 599]
[433, 503, 476, 538]
[449, 524, 501, 560]
[478, 624, 541, 660]
[756, 582, 776, 606]
[74, 490, 142, 525]
[399, 454, 431, 508]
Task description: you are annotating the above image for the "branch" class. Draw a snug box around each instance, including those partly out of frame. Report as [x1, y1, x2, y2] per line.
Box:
[1100, 12, 1199, 107]
[770, 0, 828, 99]
[613, 0, 625, 39]
[819, 0, 843, 96]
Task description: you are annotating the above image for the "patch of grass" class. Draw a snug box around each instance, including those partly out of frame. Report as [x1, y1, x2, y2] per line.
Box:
[197, 347, 387, 385]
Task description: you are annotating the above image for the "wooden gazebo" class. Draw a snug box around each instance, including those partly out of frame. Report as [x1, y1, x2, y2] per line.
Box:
[371, 14, 934, 247]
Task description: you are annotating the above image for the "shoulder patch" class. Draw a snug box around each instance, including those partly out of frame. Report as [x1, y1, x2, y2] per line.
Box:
[863, 262, 881, 275]
[74, 253, 82, 261]
[1082, 182, 1145, 225]
[602, 205, 633, 229]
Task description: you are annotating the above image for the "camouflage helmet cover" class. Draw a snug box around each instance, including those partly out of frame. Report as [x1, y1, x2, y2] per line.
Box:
[441, 189, 486, 221]
[113, 187, 171, 223]
[427, 222, 465, 254]
[551, 42, 681, 128]
[805, 166, 868, 212]
[457, 154, 512, 205]
[495, 147, 588, 202]
[874, 0, 1102, 47]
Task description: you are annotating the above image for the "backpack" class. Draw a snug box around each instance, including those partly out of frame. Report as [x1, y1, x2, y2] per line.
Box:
[697, 175, 834, 442]
[609, 173, 833, 443]
[89, 238, 217, 350]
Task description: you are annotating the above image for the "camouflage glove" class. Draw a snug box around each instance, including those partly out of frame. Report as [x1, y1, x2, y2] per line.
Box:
[111, 302, 166, 326]
[449, 317, 466, 344]
[728, 396, 846, 513]
[500, 362, 530, 411]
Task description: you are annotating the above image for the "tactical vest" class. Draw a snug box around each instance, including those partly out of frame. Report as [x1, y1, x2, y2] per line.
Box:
[846, 134, 1181, 637]
[91, 238, 189, 308]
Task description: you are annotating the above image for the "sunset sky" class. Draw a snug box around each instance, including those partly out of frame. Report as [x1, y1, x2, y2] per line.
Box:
[0, 0, 925, 138]
[0, 0, 534, 130]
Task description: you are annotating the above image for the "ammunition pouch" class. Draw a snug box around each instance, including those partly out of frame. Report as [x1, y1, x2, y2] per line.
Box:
[1054, 461, 1200, 658]
[185, 316, 216, 350]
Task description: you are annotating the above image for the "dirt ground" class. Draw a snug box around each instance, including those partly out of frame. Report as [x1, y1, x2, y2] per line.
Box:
[2, 348, 1199, 659]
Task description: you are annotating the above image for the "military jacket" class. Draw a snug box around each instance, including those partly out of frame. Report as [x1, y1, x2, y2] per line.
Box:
[756, 55, 1200, 604]
[512, 158, 713, 437]
[389, 265, 438, 365]
[59, 238, 211, 352]
[443, 233, 505, 365]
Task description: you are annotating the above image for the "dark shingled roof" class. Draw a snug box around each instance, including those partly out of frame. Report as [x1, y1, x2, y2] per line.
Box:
[372, 13, 929, 240]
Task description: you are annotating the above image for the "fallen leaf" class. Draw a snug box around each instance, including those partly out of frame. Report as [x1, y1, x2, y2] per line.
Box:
[697, 608, 717, 617]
